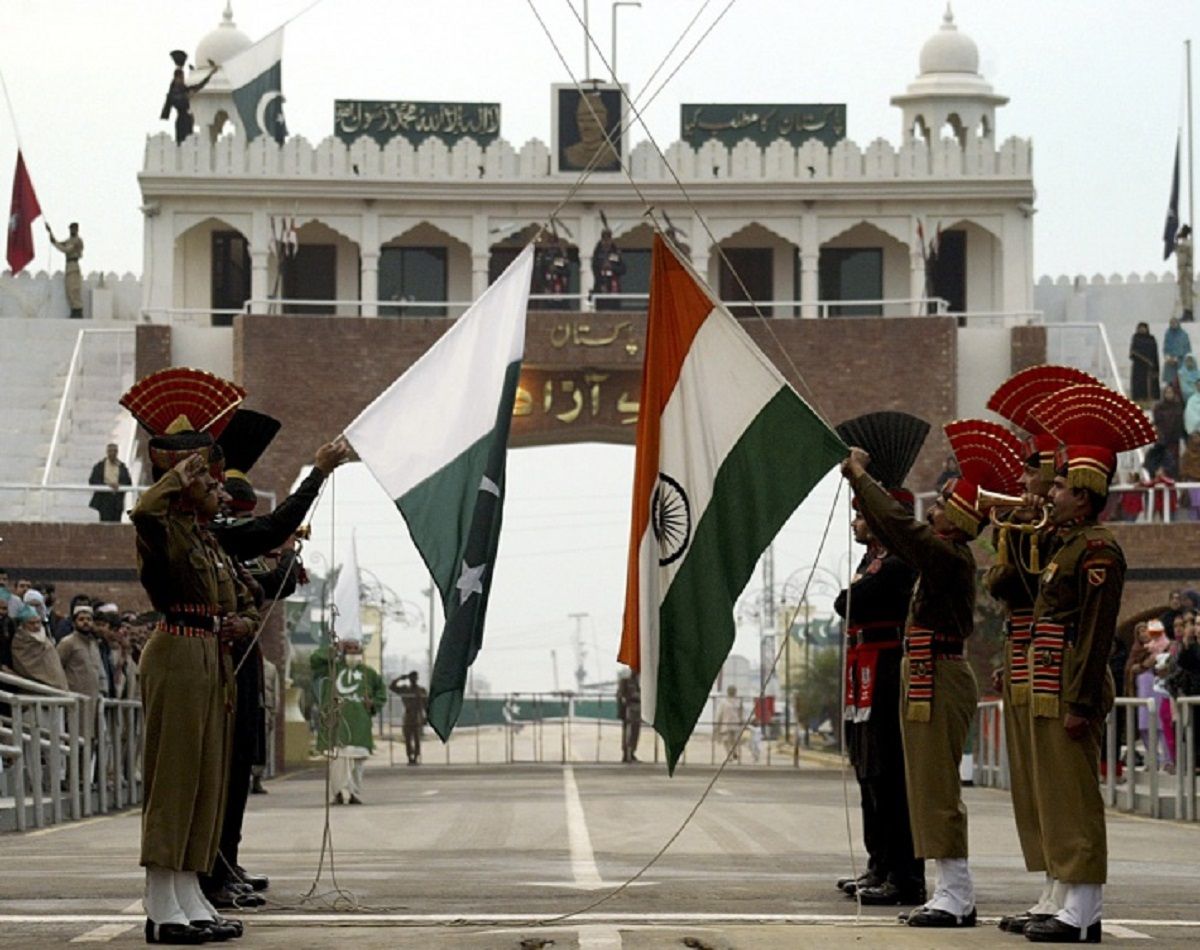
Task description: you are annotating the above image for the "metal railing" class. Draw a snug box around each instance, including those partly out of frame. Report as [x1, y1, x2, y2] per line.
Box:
[0, 671, 143, 832]
[136, 295, 969, 323]
[913, 483, 1200, 525]
[368, 690, 799, 768]
[41, 328, 137, 487]
[0, 482, 277, 523]
[972, 694, 1200, 822]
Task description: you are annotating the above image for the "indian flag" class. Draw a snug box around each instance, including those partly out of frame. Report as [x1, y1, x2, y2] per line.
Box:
[620, 235, 846, 772]
[345, 245, 533, 740]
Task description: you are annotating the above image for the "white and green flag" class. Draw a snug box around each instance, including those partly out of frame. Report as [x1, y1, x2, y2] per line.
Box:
[345, 245, 533, 739]
[222, 27, 287, 143]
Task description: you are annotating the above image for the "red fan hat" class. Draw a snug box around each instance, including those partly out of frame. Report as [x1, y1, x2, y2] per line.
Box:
[987, 365, 1100, 478]
[940, 419, 1026, 538]
[119, 368, 246, 477]
[1029, 384, 1156, 495]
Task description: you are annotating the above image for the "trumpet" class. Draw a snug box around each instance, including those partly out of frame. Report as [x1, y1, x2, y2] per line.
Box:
[977, 489, 1049, 532]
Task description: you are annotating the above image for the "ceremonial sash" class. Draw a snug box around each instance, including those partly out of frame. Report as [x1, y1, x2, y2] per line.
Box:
[844, 622, 902, 723]
[1031, 619, 1066, 719]
[904, 626, 935, 722]
[1007, 609, 1035, 706]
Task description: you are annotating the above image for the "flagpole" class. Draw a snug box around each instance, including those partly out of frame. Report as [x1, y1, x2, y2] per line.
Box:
[0, 64, 24, 149]
[1188, 39, 1194, 230]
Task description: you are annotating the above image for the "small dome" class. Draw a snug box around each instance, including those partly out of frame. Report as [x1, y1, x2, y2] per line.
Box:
[194, 3, 251, 68]
[918, 5, 979, 75]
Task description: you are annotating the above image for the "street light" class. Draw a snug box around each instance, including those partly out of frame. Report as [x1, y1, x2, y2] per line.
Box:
[611, 2, 642, 79]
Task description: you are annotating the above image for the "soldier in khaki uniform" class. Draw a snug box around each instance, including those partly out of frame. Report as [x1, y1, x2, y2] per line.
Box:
[1020, 384, 1156, 944]
[121, 368, 253, 945]
[843, 419, 1025, 928]
[985, 364, 1104, 933]
[46, 222, 84, 318]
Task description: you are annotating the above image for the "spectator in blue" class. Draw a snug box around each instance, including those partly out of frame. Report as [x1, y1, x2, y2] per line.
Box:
[1163, 317, 1192, 390]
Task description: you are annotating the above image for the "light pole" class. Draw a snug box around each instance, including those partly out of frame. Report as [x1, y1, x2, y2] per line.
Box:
[423, 584, 437, 683]
[611, 2, 641, 79]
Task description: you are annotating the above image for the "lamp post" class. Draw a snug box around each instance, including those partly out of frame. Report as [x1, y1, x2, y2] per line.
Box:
[611, 2, 642, 79]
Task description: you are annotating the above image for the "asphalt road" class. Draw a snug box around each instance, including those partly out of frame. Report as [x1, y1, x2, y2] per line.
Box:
[1, 755, 1199, 947]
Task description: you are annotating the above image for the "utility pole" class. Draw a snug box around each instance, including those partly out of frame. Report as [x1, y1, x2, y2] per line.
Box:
[424, 583, 437, 682]
[568, 612, 589, 690]
[611, 2, 642, 79]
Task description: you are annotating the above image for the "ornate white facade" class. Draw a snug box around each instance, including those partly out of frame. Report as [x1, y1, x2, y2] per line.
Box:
[138, 7, 1035, 320]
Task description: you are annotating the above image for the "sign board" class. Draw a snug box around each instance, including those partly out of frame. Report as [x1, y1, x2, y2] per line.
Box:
[681, 103, 846, 149]
[334, 100, 501, 147]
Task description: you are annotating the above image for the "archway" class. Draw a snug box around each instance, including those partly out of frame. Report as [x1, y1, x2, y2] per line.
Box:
[283, 220, 360, 314]
[378, 221, 471, 317]
[711, 222, 798, 317]
[818, 221, 908, 316]
[173, 215, 251, 321]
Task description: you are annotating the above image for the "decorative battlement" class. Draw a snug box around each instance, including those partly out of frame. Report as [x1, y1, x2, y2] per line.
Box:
[141, 131, 1032, 182]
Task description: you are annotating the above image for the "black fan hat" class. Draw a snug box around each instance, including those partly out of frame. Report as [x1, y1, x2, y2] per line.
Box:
[215, 408, 282, 479]
[835, 411, 931, 490]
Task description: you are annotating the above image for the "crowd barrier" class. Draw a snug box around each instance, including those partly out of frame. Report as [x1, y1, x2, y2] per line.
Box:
[0, 671, 143, 832]
[973, 695, 1200, 822]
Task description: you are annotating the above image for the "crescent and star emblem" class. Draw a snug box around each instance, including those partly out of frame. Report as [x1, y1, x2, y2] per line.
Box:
[336, 667, 362, 696]
[255, 91, 286, 136]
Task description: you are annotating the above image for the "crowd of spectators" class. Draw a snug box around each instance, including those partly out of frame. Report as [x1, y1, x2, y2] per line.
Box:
[1113, 588, 1200, 774]
[0, 567, 148, 703]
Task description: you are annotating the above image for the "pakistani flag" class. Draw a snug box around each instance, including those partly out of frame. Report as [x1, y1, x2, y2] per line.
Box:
[222, 27, 287, 143]
[619, 234, 846, 773]
[345, 245, 533, 740]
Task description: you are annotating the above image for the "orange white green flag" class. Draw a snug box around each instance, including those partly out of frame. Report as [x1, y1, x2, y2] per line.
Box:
[619, 234, 845, 773]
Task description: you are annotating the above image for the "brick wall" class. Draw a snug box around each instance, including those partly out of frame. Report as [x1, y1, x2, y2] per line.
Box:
[1010, 324, 1047, 373]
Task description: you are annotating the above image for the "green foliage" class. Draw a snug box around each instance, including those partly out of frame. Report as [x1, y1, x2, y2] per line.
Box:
[792, 646, 842, 731]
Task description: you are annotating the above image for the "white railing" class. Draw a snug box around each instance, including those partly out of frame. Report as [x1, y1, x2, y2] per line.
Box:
[41, 329, 87, 485]
[914, 483, 1200, 525]
[972, 695, 1200, 822]
[0, 483, 277, 523]
[41, 328, 137, 487]
[0, 670, 143, 832]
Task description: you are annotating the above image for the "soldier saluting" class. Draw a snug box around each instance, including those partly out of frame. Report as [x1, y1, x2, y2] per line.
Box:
[120, 368, 255, 945]
[1020, 385, 1156, 945]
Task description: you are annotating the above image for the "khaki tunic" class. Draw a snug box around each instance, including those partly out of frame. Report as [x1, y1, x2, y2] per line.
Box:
[1029, 521, 1124, 884]
[51, 234, 83, 310]
[851, 471, 977, 859]
[131, 469, 256, 872]
[983, 525, 1057, 874]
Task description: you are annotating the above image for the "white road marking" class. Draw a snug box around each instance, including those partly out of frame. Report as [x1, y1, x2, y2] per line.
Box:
[1105, 923, 1152, 939]
[2, 913, 1198, 927]
[562, 766, 602, 887]
[577, 923, 622, 949]
[70, 923, 136, 943]
[120, 901, 142, 915]
[22, 815, 125, 838]
[421, 788, 438, 796]
[714, 788, 732, 796]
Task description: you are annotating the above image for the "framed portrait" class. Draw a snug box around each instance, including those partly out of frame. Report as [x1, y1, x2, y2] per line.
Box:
[552, 83, 627, 174]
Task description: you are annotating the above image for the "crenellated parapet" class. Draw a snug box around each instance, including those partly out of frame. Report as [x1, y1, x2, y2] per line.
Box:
[141, 131, 1032, 183]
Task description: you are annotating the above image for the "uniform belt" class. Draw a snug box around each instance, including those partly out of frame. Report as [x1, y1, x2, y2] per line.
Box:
[848, 621, 906, 646]
[164, 606, 221, 632]
[66, 257, 80, 262]
[158, 620, 215, 639]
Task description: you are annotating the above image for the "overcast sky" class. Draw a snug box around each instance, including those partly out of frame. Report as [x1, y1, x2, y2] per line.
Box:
[1, 0, 1195, 278]
[3, 1, 1196, 692]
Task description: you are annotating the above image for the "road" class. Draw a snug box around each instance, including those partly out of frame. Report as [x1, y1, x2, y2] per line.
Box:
[1, 753, 1198, 947]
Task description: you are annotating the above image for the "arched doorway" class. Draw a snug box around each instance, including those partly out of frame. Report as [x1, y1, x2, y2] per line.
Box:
[378, 222, 471, 317]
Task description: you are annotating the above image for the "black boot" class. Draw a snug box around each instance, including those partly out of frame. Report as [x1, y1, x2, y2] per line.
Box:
[144, 920, 210, 945]
[1024, 918, 1101, 943]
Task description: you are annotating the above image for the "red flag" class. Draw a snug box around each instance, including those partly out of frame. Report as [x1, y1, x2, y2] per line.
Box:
[7, 151, 42, 274]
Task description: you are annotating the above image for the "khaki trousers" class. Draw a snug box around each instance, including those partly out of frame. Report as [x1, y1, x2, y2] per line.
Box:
[139, 633, 228, 872]
[1029, 707, 1107, 883]
[900, 656, 977, 859]
[1004, 639, 1045, 873]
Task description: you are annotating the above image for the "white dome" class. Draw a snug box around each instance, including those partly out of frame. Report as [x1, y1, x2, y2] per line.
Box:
[918, 6, 979, 75]
[194, 3, 252, 68]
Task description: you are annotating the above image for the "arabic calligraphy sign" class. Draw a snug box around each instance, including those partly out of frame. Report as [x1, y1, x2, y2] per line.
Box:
[680, 103, 846, 149]
[334, 100, 501, 147]
[512, 367, 641, 445]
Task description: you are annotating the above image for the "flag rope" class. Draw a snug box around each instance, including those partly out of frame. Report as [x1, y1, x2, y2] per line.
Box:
[0, 64, 25, 149]
[526, 0, 830, 419]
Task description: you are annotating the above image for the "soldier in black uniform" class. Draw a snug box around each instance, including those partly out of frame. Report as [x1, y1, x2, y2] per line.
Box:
[831, 411, 926, 906]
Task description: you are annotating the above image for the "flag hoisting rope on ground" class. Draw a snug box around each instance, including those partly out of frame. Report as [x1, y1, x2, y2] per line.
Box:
[345, 244, 534, 740]
[619, 234, 847, 773]
[6, 150, 41, 274]
[1164, 133, 1181, 260]
[222, 27, 288, 143]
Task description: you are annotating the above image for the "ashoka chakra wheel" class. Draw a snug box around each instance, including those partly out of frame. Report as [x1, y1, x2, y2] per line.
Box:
[651, 473, 691, 566]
